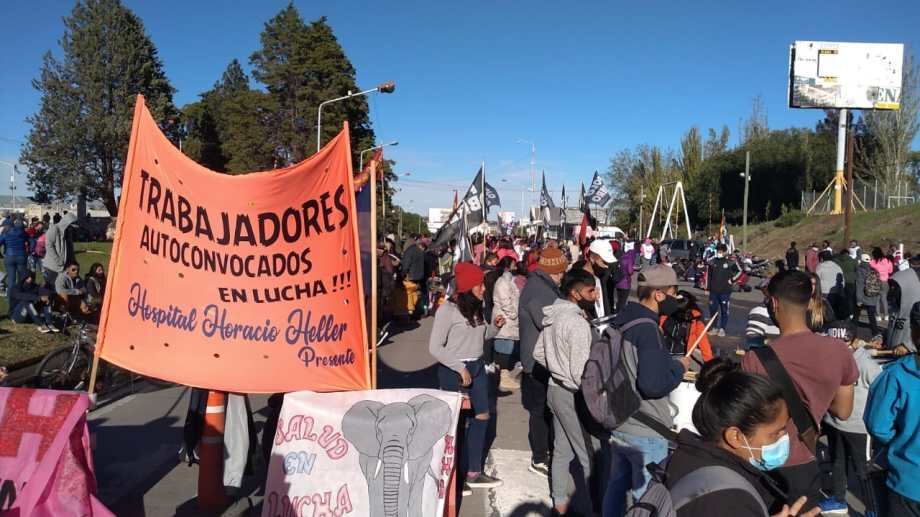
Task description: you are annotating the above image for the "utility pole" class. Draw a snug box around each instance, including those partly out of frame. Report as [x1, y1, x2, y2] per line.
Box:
[638, 185, 644, 240]
[741, 151, 750, 252]
[844, 111, 855, 246]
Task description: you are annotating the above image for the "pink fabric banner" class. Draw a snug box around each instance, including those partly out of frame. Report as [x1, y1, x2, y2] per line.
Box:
[0, 388, 113, 516]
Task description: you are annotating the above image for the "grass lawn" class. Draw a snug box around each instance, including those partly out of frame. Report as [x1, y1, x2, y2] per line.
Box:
[0, 241, 112, 370]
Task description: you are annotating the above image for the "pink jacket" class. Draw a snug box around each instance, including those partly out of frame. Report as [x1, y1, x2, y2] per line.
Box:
[870, 258, 893, 282]
[496, 248, 519, 262]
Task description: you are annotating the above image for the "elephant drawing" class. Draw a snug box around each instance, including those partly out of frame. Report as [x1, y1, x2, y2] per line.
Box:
[341, 394, 452, 517]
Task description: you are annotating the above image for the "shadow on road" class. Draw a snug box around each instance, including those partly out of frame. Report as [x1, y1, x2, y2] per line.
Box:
[377, 353, 440, 389]
[95, 414, 182, 516]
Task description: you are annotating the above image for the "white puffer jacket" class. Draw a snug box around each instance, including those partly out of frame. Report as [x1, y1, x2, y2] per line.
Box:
[492, 271, 520, 340]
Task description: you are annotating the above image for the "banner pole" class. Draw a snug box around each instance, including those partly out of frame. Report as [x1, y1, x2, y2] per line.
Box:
[89, 95, 145, 398]
[370, 160, 379, 390]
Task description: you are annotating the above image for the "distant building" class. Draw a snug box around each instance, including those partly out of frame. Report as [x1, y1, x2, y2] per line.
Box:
[427, 207, 453, 234]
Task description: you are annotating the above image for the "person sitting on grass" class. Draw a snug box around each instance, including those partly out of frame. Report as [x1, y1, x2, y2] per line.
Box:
[9, 271, 57, 333]
[55, 261, 90, 318]
[84, 262, 106, 313]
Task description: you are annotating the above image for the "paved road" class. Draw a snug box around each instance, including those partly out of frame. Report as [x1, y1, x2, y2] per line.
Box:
[90, 277, 770, 516]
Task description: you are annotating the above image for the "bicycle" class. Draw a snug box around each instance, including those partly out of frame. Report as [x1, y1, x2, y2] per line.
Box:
[34, 313, 174, 392]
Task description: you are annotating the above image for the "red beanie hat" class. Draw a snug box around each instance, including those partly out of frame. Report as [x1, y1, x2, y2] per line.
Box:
[454, 262, 484, 293]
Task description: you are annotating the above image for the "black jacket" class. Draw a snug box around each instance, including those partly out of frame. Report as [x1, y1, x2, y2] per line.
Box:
[401, 242, 425, 282]
[785, 247, 799, 269]
[666, 430, 784, 516]
[9, 278, 49, 310]
[707, 257, 741, 295]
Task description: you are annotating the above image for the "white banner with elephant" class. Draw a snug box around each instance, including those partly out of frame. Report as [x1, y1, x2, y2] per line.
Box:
[262, 388, 462, 517]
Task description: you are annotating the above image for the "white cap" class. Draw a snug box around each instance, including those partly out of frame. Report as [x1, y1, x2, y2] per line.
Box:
[588, 239, 617, 263]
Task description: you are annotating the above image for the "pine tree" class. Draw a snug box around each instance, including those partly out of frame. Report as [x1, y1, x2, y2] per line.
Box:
[250, 5, 375, 164]
[20, 0, 176, 215]
[183, 59, 273, 172]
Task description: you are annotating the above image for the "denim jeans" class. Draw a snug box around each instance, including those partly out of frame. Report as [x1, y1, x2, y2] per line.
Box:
[4, 256, 27, 287]
[603, 431, 669, 517]
[11, 301, 52, 326]
[708, 292, 732, 330]
[438, 359, 490, 473]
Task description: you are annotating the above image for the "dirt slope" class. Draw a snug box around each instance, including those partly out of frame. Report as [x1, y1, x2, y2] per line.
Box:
[745, 204, 920, 260]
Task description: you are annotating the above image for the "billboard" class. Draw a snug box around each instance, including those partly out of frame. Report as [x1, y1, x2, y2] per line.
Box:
[789, 41, 903, 110]
[427, 207, 453, 233]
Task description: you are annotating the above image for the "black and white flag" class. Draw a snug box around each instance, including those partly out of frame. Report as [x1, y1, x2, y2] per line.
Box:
[586, 171, 611, 206]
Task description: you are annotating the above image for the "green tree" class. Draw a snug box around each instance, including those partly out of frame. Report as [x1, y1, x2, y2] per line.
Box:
[20, 0, 177, 215]
[857, 55, 920, 195]
[182, 59, 277, 173]
[250, 5, 375, 165]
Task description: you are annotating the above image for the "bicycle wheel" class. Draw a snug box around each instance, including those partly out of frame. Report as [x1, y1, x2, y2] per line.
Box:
[35, 345, 91, 390]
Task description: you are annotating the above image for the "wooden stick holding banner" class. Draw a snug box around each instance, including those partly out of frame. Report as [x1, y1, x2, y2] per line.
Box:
[685, 313, 719, 358]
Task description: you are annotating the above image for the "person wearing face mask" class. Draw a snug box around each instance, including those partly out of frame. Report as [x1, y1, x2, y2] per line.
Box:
[706, 243, 741, 337]
[576, 238, 618, 320]
[429, 261, 505, 493]
[741, 271, 858, 512]
[604, 264, 691, 516]
[533, 268, 603, 515]
[663, 358, 820, 517]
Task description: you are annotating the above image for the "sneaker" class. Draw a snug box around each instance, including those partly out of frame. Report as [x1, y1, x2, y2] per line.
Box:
[499, 370, 521, 390]
[461, 482, 472, 496]
[707, 328, 719, 336]
[37, 325, 51, 334]
[466, 472, 503, 489]
[817, 497, 848, 514]
[528, 461, 550, 478]
[717, 328, 726, 337]
[49, 325, 61, 333]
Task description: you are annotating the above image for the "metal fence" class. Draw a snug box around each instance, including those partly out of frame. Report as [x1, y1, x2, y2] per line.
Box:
[800, 178, 917, 214]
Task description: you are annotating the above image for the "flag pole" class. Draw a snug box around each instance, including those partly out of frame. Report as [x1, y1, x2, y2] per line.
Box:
[370, 161, 379, 390]
[481, 161, 486, 262]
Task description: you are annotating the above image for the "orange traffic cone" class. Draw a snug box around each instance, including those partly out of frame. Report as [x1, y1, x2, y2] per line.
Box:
[197, 390, 228, 511]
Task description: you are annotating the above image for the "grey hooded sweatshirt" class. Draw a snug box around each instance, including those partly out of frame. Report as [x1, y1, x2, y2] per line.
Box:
[43, 213, 77, 273]
[532, 298, 594, 391]
[887, 268, 920, 352]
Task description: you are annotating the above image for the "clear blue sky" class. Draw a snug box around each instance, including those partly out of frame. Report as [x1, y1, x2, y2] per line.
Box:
[1, 1, 918, 216]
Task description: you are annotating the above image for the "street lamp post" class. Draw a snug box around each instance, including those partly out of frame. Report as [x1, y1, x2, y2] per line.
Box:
[317, 81, 396, 152]
[10, 167, 16, 212]
[359, 140, 398, 171]
[0, 161, 19, 212]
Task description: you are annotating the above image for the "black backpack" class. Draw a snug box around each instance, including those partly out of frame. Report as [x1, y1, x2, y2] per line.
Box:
[580, 318, 676, 439]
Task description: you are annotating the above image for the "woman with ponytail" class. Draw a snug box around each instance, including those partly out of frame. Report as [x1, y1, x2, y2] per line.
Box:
[663, 359, 819, 516]
[428, 261, 505, 493]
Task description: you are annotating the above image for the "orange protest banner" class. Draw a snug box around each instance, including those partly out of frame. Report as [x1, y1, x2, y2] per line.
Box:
[95, 95, 369, 393]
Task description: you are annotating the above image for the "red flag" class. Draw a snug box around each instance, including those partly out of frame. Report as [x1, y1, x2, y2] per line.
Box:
[353, 148, 384, 192]
[578, 213, 589, 247]
[371, 148, 385, 181]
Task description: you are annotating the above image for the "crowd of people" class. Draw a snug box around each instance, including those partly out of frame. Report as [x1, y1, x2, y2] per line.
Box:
[0, 211, 107, 333]
[376, 230, 920, 516]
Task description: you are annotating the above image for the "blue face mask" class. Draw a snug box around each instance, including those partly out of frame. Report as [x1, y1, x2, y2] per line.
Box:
[742, 434, 790, 471]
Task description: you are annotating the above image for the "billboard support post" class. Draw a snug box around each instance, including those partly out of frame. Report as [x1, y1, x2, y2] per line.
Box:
[832, 108, 848, 215]
[844, 110, 855, 246]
